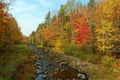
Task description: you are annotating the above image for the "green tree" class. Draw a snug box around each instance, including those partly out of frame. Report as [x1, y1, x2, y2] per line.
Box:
[35, 24, 44, 47]
[29, 31, 36, 45]
[45, 11, 51, 25]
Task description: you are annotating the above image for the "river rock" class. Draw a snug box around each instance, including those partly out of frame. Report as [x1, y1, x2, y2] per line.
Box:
[38, 56, 44, 59]
[60, 68, 66, 72]
[59, 62, 68, 67]
[55, 68, 60, 72]
[42, 74, 47, 79]
[77, 72, 88, 80]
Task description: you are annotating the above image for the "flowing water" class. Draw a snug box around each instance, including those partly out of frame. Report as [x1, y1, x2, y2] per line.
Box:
[30, 46, 89, 80]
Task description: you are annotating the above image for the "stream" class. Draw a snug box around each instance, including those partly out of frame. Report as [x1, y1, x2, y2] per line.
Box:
[30, 46, 90, 80]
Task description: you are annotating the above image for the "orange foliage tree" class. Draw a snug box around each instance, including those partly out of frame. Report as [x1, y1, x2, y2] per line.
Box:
[0, 0, 22, 52]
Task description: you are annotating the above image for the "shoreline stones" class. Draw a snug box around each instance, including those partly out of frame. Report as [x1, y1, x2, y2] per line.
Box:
[77, 72, 89, 80]
[30, 46, 90, 80]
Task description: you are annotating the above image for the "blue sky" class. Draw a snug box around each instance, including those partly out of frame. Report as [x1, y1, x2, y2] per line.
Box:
[9, 0, 89, 36]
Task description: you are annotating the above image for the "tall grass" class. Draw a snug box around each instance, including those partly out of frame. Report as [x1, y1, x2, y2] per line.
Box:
[64, 46, 101, 64]
[0, 44, 36, 80]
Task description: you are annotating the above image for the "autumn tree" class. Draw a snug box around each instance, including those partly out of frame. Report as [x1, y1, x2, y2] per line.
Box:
[0, 0, 22, 52]
[0, 0, 11, 52]
[9, 18, 22, 44]
[86, 0, 97, 53]
[28, 31, 36, 45]
[95, 0, 120, 55]
[35, 24, 44, 47]
[70, 10, 92, 49]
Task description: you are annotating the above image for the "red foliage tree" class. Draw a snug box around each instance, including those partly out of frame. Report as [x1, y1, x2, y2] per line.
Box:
[70, 11, 92, 45]
[75, 24, 91, 44]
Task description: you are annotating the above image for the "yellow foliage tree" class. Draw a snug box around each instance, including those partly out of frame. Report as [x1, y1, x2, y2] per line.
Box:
[95, 0, 120, 54]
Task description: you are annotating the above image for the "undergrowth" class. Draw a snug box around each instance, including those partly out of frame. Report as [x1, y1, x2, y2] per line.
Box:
[0, 44, 37, 80]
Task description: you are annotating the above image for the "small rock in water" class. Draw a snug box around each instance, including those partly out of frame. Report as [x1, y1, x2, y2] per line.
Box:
[43, 68, 47, 71]
[38, 56, 44, 59]
[37, 66, 42, 69]
[37, 71, 42, 74]
[44, 71, 48, 74]
[35, 63, 42, 67]
[44, 49, 48, 52]
[60, 68, 66, 72]
[35, 62, 41, 67]
[42, 74, 47, 79]
[77, 72, 88, 80]
[55, 68, 60, 72]
[36, 70, 43, 74]
[59, 62, 68, 67]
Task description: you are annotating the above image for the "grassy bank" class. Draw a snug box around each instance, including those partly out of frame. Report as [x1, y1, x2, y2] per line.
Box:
[64, 47, 120, 79]
[0, 44, 37, 80]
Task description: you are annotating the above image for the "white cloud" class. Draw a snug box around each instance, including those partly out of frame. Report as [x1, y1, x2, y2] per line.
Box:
[38, 0, 52, 7]
[12, 5, 36, 13]
[9, 0, 67, 36]
[10, 0, 37, 13]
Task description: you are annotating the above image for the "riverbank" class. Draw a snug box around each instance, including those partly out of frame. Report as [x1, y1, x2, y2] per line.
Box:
[0, 44, 119, 80]
[39, 47, 120, 80]
[60, 53, 120, 80]
[0, 44, 37, 80]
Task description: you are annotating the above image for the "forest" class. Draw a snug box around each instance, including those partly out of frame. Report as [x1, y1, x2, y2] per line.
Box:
[0, 0, 120, 80]
[0, 0, 22, 52]
[28, 0, 120, 79]
[29, 0, 120, 58]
